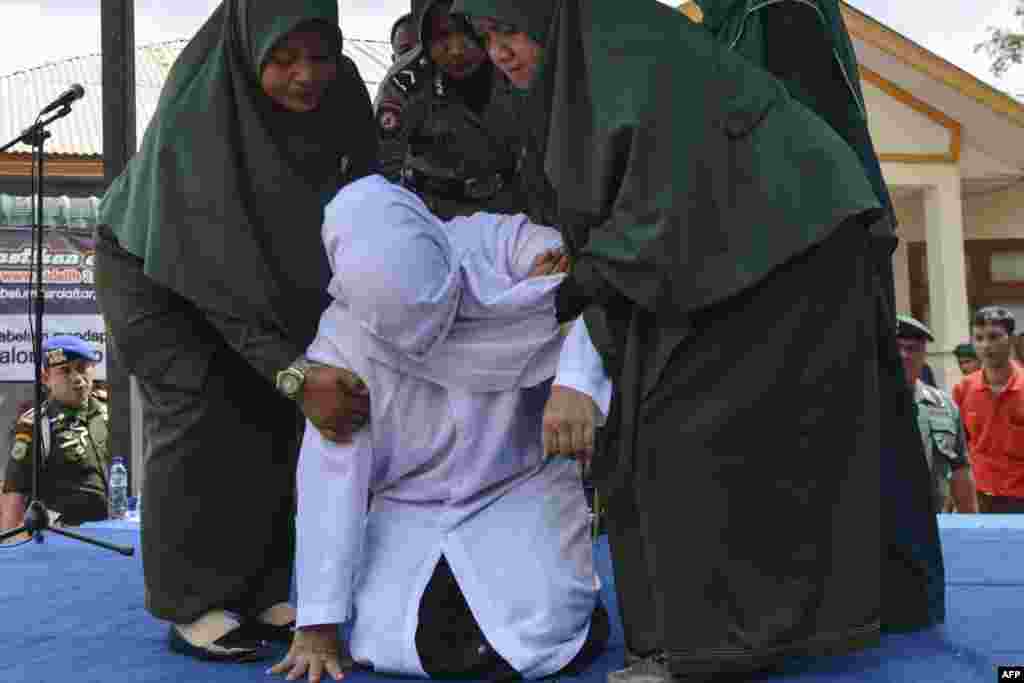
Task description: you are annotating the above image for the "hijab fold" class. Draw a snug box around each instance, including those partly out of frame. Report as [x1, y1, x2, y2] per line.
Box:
[100, 0, 378, 348]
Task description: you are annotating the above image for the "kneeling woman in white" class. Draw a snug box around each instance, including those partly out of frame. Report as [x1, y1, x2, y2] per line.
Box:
[273, 176, 611, 681]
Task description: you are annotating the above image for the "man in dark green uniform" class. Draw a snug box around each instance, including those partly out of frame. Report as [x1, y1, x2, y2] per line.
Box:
[0, 335, 109, 537]
[897, 315, 978, 514]
[374, 0, 537, 221]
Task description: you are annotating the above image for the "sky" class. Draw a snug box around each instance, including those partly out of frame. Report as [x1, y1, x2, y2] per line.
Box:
[1, 0, 1023, 98]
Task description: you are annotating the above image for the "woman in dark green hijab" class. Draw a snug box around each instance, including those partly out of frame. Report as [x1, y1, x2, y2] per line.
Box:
[460, 0, 888, 680]
[95, 0, 377, 662]
[697, 0, 947, 638]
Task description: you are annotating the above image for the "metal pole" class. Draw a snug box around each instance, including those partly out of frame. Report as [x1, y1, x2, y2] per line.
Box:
[101, 0, 137, 493]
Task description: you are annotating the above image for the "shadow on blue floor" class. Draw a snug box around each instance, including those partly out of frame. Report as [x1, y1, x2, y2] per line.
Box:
[0, 517, 1019, 683]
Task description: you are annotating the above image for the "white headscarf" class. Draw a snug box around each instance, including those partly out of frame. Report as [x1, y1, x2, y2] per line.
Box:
[314, 175, 565, 391]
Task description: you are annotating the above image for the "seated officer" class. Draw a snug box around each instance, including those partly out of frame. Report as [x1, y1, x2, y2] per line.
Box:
[897, 316, 978, 514]
[0, 335, 110, 536]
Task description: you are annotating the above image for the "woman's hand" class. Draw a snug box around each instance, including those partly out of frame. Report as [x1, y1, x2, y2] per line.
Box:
[528, 249, 570, 278]
[268, 624, 351, 683]
[542, 385, 598, 463]
[298, 365, 370, 444]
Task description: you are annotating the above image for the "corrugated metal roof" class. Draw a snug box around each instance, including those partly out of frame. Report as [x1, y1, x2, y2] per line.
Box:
[0, 37, 392, 158]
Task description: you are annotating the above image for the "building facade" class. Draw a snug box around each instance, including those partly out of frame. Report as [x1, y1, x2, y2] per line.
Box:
[681, 1, 1024, 391]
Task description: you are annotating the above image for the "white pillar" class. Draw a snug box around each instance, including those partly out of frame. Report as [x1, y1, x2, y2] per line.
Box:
[891, 233, 912, 315]
[922, 166, 970, 390]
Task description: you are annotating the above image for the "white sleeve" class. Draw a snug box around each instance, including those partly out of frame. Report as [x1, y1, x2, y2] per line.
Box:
[505, 217, 563, 281]
[554, 317, 613, 425]
[448, 212, 563, 282]
[295, 419, 373, 628]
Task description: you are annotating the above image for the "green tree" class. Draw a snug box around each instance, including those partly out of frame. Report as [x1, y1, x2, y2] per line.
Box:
[975, 0, 1024, 77]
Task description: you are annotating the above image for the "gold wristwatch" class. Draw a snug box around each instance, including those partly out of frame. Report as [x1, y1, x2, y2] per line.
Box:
[276, 357, 313, 401]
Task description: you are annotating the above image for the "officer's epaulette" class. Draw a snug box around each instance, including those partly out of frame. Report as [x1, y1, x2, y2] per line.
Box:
[385, 46, 430, 98]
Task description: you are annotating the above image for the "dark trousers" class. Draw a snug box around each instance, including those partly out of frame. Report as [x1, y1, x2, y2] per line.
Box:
[416, 555, 609, 679]
[94, 227, 300, 624]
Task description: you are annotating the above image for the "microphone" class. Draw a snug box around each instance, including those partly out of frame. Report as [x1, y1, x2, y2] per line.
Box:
[39, 84, 85, 116]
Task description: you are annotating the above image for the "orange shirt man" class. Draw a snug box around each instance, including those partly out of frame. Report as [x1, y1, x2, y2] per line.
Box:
[953, 306, 1024, 513]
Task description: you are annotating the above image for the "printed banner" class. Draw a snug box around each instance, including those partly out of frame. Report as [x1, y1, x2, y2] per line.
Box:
[0, 227, 106, 381]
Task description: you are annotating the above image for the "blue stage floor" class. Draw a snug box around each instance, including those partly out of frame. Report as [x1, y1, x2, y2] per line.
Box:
[1, 516, 1021, 683]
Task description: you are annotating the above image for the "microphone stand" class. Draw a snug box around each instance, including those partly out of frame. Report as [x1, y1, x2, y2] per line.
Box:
[0, 106, 133, 556]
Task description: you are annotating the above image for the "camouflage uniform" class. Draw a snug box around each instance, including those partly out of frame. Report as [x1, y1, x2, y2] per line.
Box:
[915, 380, 971, 514]
[2, 389, 111, 525]
[898, 314, 972, 513]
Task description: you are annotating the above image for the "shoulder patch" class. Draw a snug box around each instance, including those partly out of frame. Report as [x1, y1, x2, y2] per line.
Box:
[377, 106, 402, 138]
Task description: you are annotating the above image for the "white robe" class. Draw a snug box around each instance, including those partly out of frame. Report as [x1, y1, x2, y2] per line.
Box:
[296, 176, 611, 679]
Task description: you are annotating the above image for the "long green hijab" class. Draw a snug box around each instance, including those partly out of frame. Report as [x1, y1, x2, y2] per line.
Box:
[455, 0, 883, 495]
[697, 0, 893, 217]
[99, 0, 378, 347]
[453, 0, 880, 318]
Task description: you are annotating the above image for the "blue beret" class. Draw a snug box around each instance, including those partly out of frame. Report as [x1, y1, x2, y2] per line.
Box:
[42, 335, 100, 367]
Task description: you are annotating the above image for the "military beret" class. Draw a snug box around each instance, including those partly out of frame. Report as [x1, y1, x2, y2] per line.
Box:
[896, 314, 934, 342]
[42, 335, 100, 368]
[953, 343, 978, 359]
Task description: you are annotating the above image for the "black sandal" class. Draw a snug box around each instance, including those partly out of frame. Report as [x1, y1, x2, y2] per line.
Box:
[238, 619, 296, 644]
[168, 623, 273, 662]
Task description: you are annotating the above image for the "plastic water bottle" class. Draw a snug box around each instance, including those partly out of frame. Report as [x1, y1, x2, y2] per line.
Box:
[109, 457, 129, 520]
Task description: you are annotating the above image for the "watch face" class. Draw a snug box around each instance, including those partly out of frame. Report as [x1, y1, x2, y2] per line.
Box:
[280, 374, 301, 396]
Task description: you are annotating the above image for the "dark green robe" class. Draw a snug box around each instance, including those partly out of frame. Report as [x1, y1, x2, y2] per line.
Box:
[697, 0, 946, 633]
[96, 0, 378, 625]
[456, 0, 887, 675]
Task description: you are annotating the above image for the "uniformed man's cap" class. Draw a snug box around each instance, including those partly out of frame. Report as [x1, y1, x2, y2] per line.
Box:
[953, 342, 978, 359]
[42, 335, 100, 368]
[896, 314, 934, 342]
